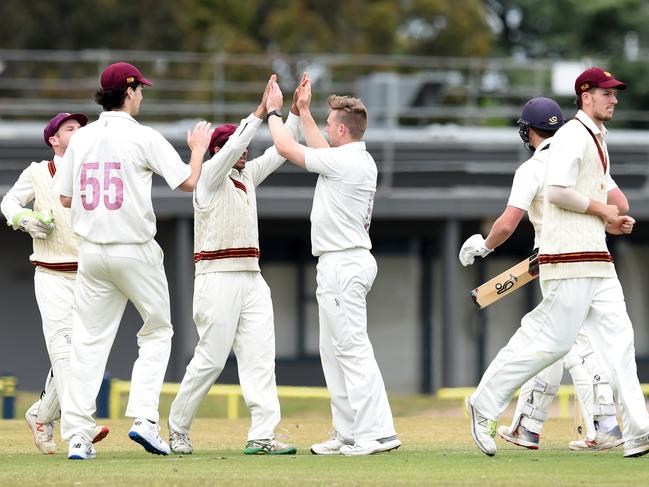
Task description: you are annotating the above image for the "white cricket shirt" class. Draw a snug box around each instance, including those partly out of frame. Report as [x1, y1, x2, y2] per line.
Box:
[304, 141, 377, 257]
[55, 111, 190, 244]
[507, 138, 617, 250]
[539, 110, 616, 280]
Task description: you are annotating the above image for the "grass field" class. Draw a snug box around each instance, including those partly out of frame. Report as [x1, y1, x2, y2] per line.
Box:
[0, 394, 646, 486]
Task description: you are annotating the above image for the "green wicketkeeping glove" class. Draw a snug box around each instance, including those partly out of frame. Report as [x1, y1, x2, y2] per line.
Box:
[12, 209, 54, 240]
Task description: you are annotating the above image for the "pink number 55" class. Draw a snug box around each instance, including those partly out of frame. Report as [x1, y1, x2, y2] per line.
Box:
[80, 161, 124, 211]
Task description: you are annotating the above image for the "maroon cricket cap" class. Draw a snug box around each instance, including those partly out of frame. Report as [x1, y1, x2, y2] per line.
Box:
[43, 112, 88, 147]
[208, 124, 237, 156]
[100, 62, 152, 90]
[575, 67, 626, 96]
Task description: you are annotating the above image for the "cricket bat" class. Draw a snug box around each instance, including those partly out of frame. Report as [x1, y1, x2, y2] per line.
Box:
[470, 252, 539, 310]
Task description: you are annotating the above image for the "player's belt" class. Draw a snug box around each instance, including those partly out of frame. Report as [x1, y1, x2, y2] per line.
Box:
[194, 247, 260, 263]
[538, 251, 613, 265]
[31, 260, 78, 272]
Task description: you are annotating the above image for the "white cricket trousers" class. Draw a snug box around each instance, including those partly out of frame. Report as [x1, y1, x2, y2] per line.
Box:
[510, 327, 616, 440]
[33, 270, 74, 421]
[316, 248, 396, 443]
[472, 277, 649, 441]
[169, 271, 280, 441]
[61, 240, 174, 442]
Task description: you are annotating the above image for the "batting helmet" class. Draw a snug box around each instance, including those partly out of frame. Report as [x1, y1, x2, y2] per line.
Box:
[517, 97, 564, 150]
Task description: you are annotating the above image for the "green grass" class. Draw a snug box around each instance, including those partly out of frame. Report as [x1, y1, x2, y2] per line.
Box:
[1, 394, 647, 486]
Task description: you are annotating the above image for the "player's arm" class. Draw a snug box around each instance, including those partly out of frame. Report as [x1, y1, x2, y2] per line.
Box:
[60, 196, 71, 208]
[178, 121, 212, 192]
[546, 185, 619, 223]
[484, 206, 527, 250]
[248, 112, 302, 186]
[2, 166, 55, 238]
[1, 166, 36, 224]
[266, 79, 307, 167]
[607, 186, 628, 215]
[297, 75, 329, 149]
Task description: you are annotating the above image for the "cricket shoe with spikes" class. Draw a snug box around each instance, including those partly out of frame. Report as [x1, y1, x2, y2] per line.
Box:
[624, 432, 649, 458]
[569, 425, 624, 452]
[93, 424, 110, 444]
[25, 409, 56, 455]
[169, 422, 193, 455]
[311, 432, 352, 455]
[68, 435, 96, 460]
[244, 438, 297, 455]
[497, 425, 540, 450]
[128, 418, 170, 455]
[465, 396, 497, 456]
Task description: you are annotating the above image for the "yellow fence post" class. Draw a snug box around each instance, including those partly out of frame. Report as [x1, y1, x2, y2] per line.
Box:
[227, 394, 239, 420]
[109, 379, 122, 420]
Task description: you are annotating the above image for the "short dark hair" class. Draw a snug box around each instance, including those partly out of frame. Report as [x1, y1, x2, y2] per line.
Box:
[532, 127, 556, 139]
[95, 81, 140, 111]
[575, 88, 595, 110]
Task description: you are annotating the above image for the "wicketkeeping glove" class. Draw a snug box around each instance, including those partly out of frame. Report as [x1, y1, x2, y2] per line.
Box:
[12, 209, 54, 240]
[459, 233, 493, 266]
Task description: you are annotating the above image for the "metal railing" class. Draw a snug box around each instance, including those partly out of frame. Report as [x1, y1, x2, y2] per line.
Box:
[0, 48, 562, 125]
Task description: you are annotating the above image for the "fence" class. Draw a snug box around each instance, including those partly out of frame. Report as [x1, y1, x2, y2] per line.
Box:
[0, 48, 598, 126]
[107, 379, 330, 420]
[0, 374, 17, 419]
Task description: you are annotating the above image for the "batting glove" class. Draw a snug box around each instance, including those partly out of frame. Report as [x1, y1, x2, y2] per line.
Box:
[459, 234, 493, 266]
[12, 210, 54, 240]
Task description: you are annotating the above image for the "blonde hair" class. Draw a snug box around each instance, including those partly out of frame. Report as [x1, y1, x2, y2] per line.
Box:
[327, 95, 368, 139]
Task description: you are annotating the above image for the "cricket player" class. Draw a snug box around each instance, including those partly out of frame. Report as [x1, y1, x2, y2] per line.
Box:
[264, 74, 400, 456]
[167, 75, 304, 455]
[465, 67, 649, 458]
[55, 62, 212, 460]
[460, 97, 625, 451]
[1, 112, 109, 454]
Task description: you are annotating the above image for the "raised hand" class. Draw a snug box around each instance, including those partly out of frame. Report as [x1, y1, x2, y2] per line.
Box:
[297, 74, 312, 112]
[187, 121, 212, 153]
[291, 72, 309, 115]
[266, 78, 283, 113]
[256, 74, 276, 118]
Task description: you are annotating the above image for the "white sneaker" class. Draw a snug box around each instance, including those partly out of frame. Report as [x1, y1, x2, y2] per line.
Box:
[93, 425, 110, 444]
[310, 433, 351, 455]
[25, 409, 56, 455]
[244, 438, 297, 455]
[339, 436, 401, 456]
[465, 396, 497, 456]
[128, 418, 170, 456]
[624, 432, 649, 458]
[497, 424, 540, 450]
[569, 425, 624, 452]
[169, 423, 193, 455]
[68, 435, 96, 460]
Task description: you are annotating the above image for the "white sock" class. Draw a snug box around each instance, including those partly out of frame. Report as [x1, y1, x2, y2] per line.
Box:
[595, 415, 617, 432]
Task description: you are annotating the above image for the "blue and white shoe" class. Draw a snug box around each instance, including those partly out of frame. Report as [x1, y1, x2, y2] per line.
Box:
[68, 435, 96, 460]
[128, 418, 170, 455]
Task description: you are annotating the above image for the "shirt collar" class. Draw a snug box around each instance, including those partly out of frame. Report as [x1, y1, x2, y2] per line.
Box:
[534, 137, 552, 154]
[341, 141, 366, 150]
[53, 154, 63, 166]
[99, 110, 139, 124]
[576, 110, 607, 137]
